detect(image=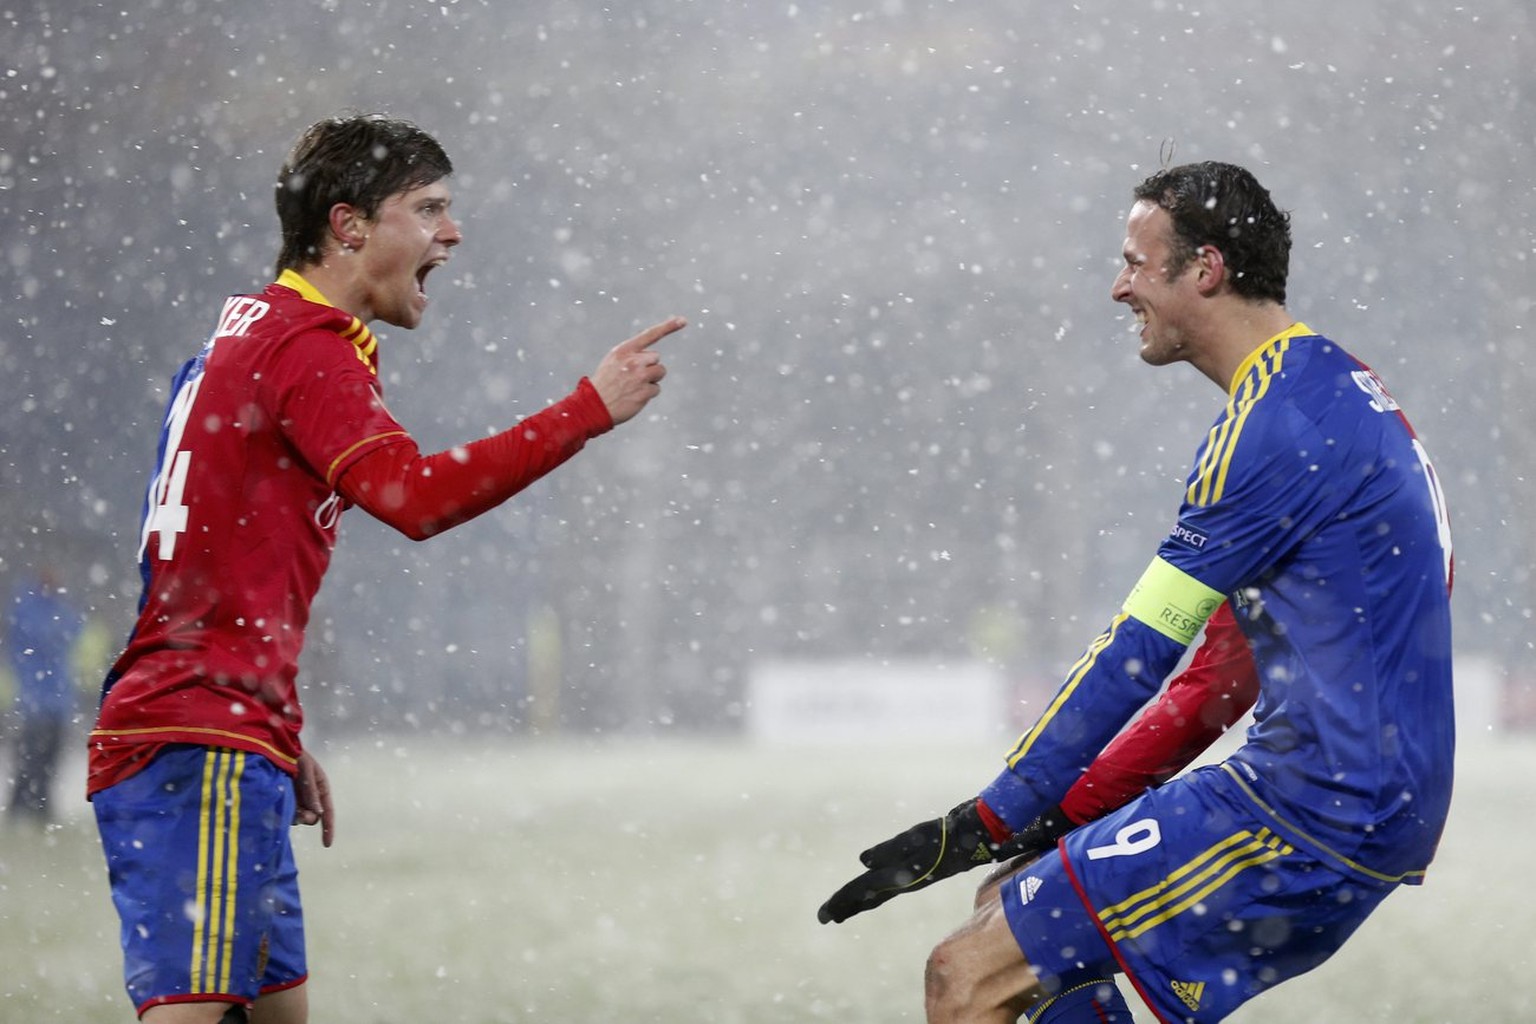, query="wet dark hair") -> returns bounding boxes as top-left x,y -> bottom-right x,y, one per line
1132,161 -> 1291,303
274,113 -> 453,275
